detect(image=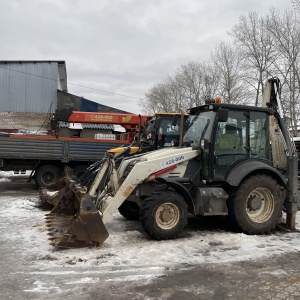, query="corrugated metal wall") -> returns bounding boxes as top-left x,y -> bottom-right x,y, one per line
0,61 -> 64,113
